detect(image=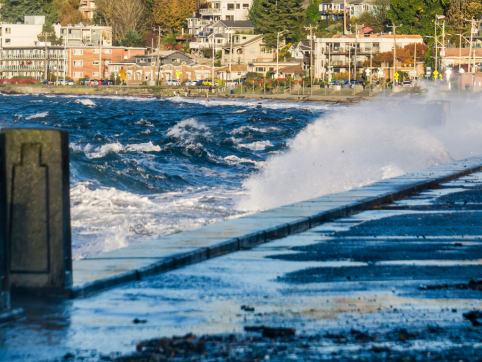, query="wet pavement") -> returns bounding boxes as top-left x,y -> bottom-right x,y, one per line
2,173 -> 482,361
